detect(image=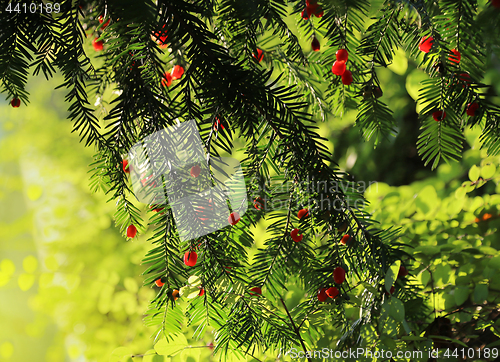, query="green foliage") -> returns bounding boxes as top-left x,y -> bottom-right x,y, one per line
1,0 -> 500,361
